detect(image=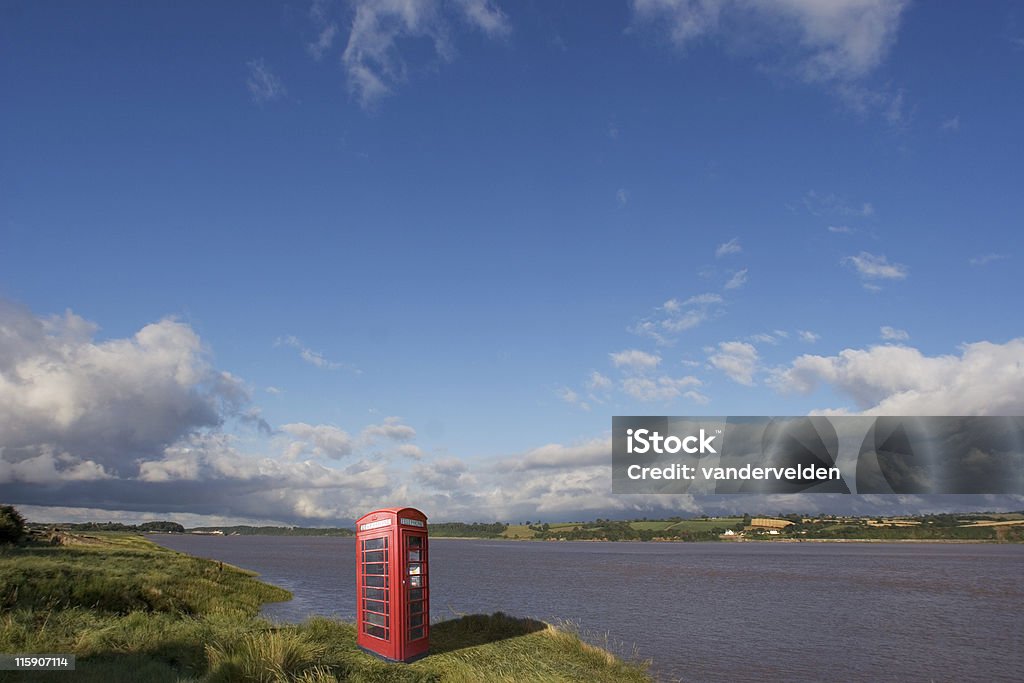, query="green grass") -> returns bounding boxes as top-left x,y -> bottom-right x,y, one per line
626,522 -> 675,531
662,518 -> 742,532
499,525 -> 535,539
0,535 -> 650,682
